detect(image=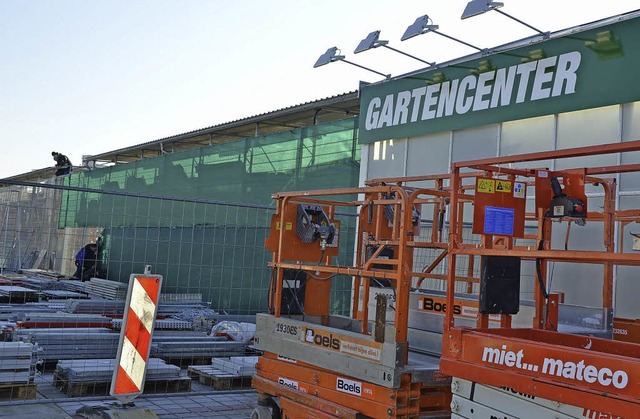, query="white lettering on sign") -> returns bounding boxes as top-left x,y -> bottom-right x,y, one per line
613,328 -> 628,336
340,341 -> 381,361
364,51 -> 582,132
582,407 -> 625,419
481,345 -> 629,390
